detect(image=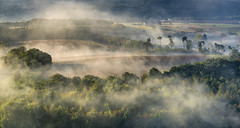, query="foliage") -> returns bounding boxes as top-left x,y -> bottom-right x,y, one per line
229,49 -> 240,60
167,36 -> 174,48
143,38 -> 153,52
3,46 -> 52,68
1,49 -> 240,128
